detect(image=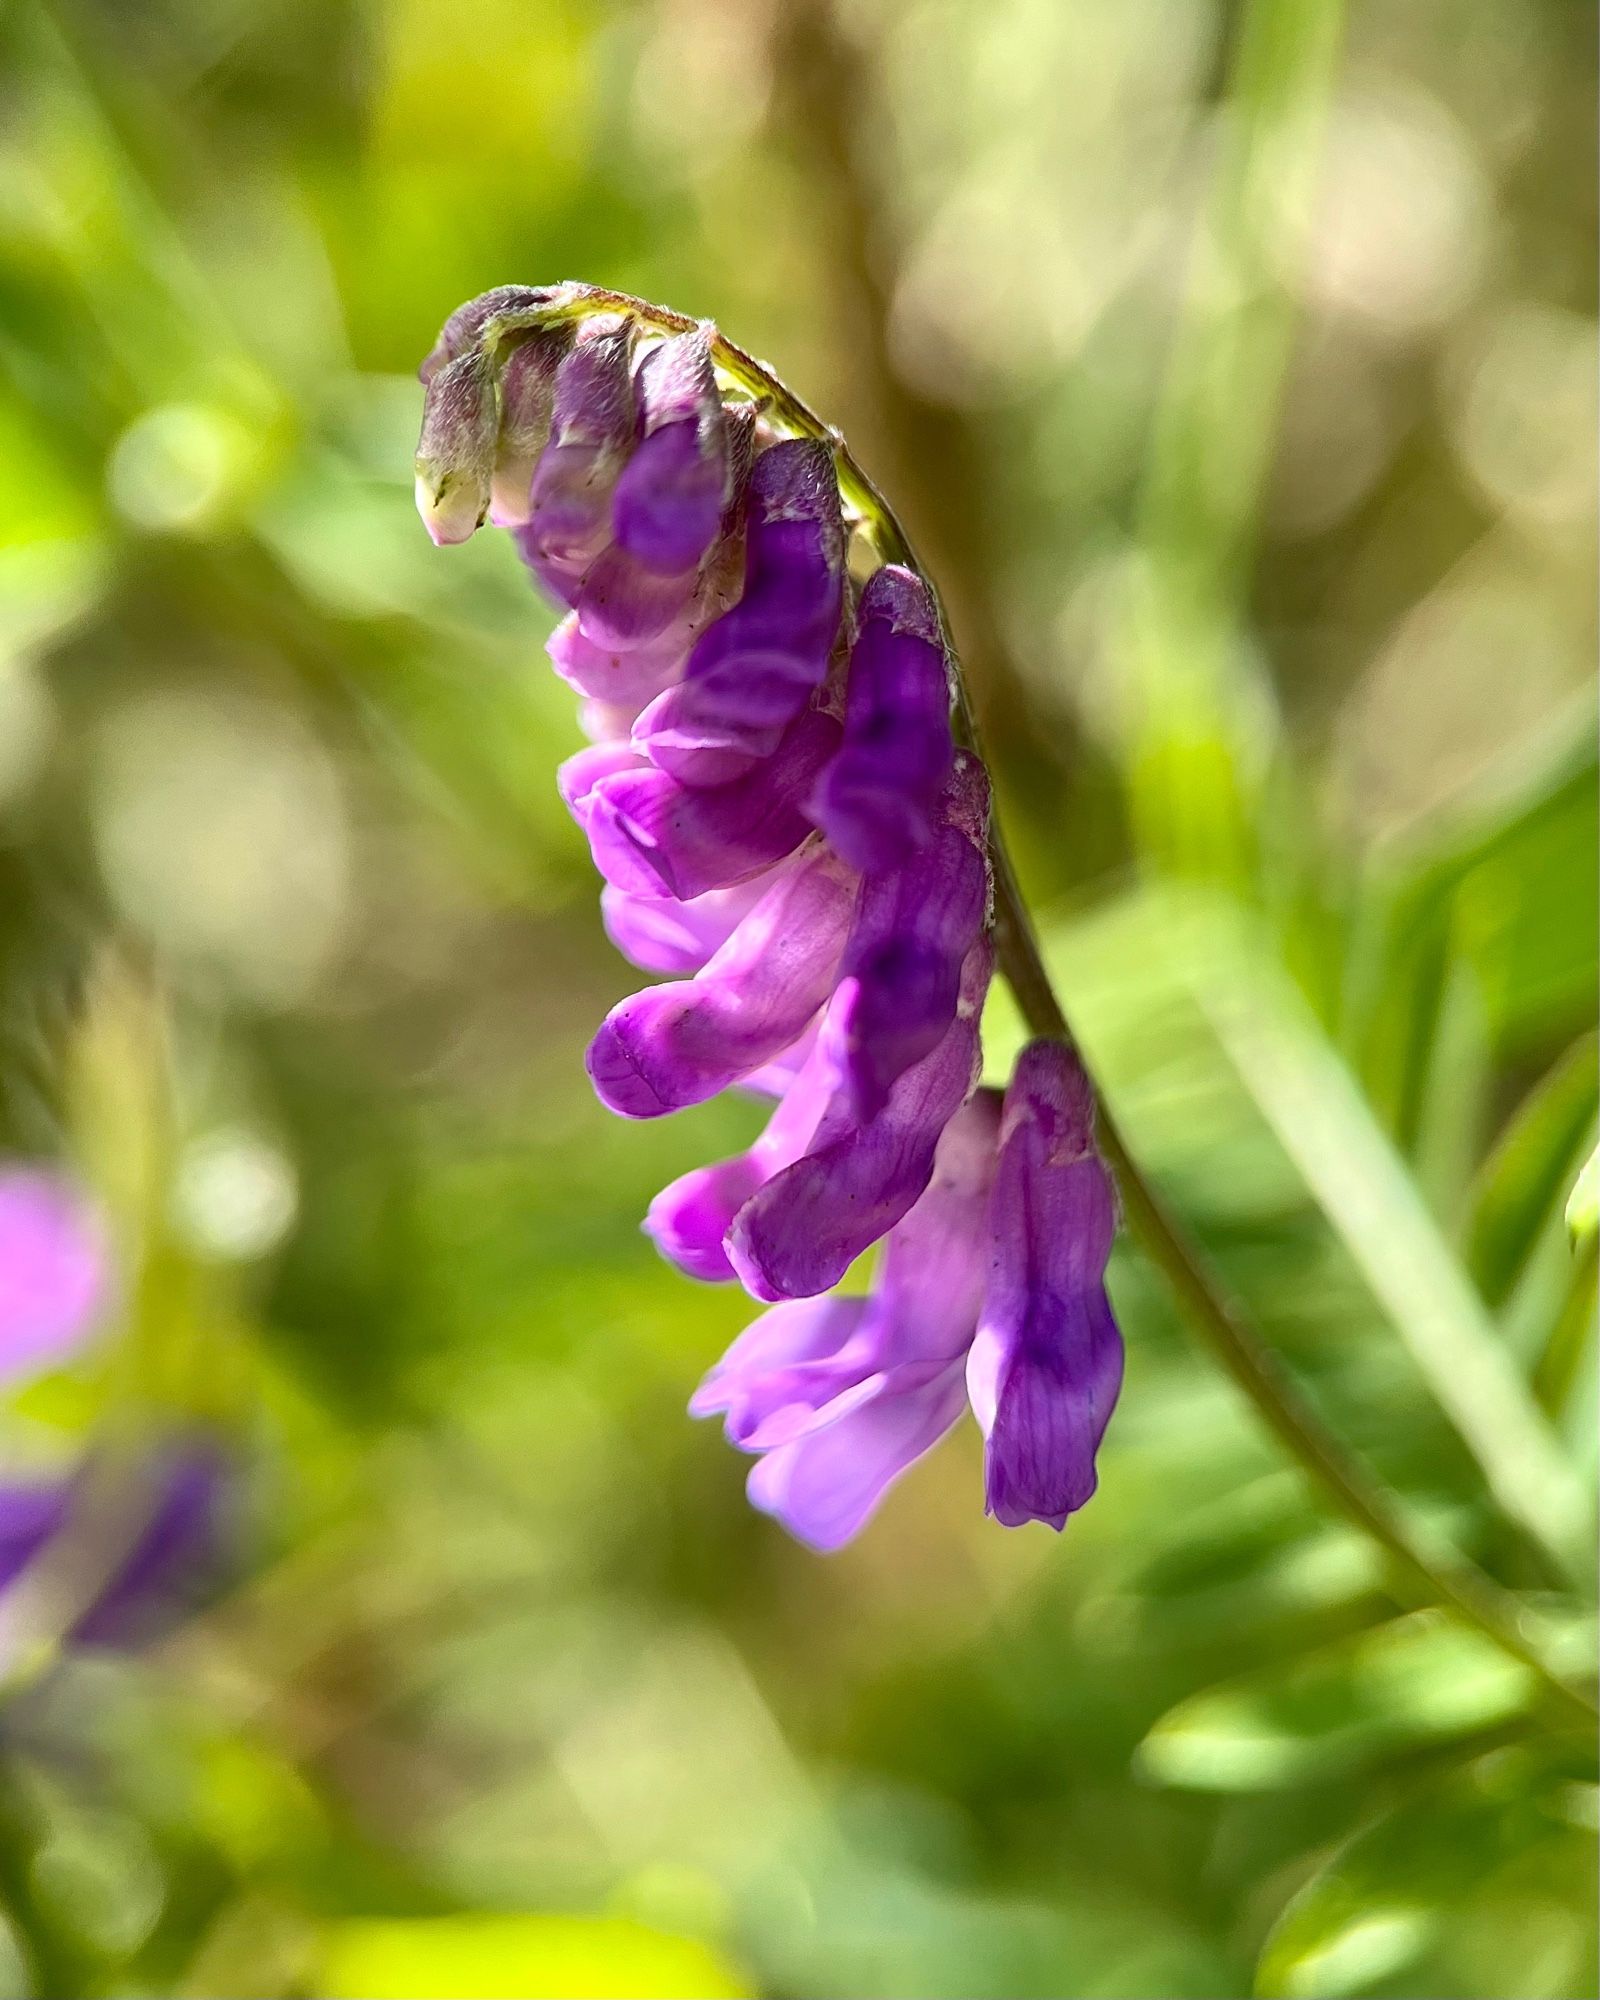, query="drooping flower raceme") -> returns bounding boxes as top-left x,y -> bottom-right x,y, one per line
416,283 -> 1125,1546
